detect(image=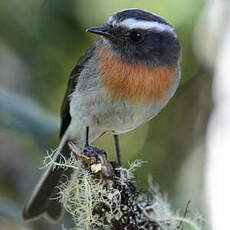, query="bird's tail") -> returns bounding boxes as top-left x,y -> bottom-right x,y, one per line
23,134 -> 72,222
